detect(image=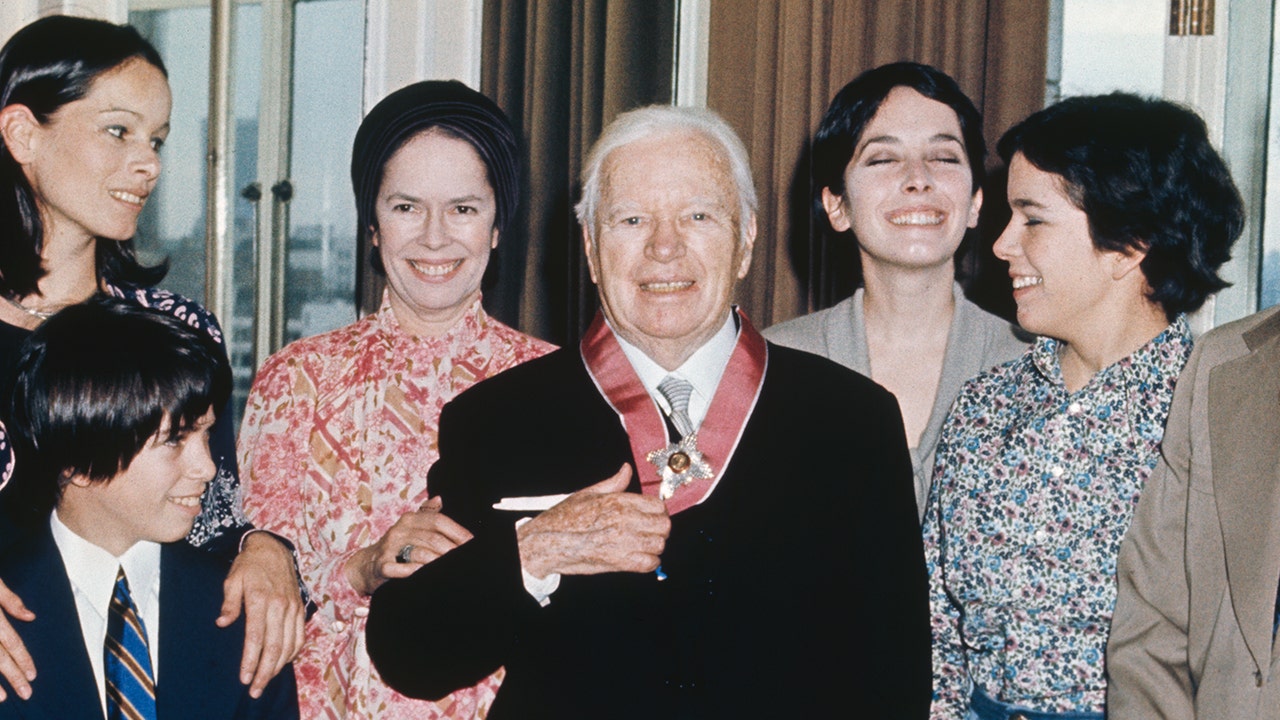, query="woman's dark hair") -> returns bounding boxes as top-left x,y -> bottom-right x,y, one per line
810,63 -> 986,286
813,62 -> 986,204
6,295 -> 230,520
350,80 -> 519,275
0,15 -> 168,300
998,92 -> 1244,318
